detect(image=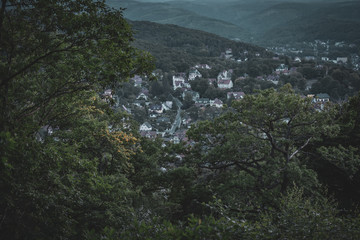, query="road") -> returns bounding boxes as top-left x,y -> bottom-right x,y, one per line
168,95 -> 183,134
